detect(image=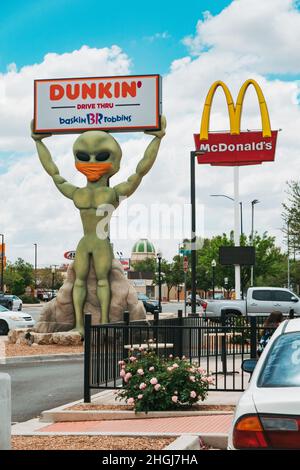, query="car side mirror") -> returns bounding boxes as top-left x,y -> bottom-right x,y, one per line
242,359 -> 257,374
291,297 -> 299,303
